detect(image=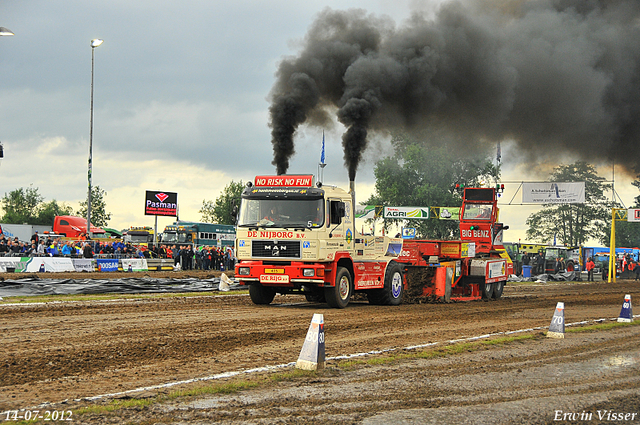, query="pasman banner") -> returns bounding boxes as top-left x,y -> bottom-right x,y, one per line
522,182 -> 585,204
145,190 -> 178,216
